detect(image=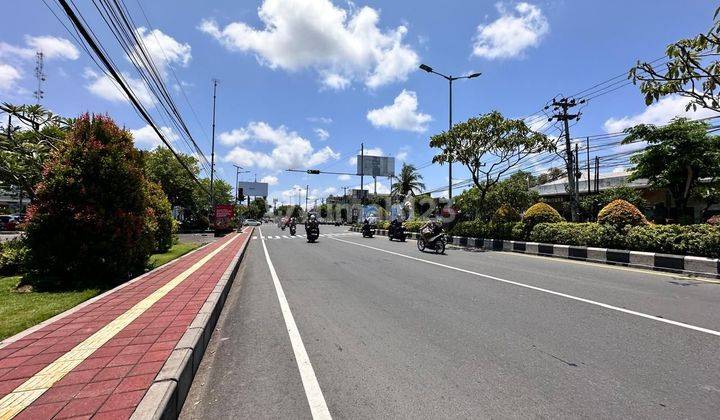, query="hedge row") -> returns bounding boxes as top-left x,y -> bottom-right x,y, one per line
447,220 -> 720,258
